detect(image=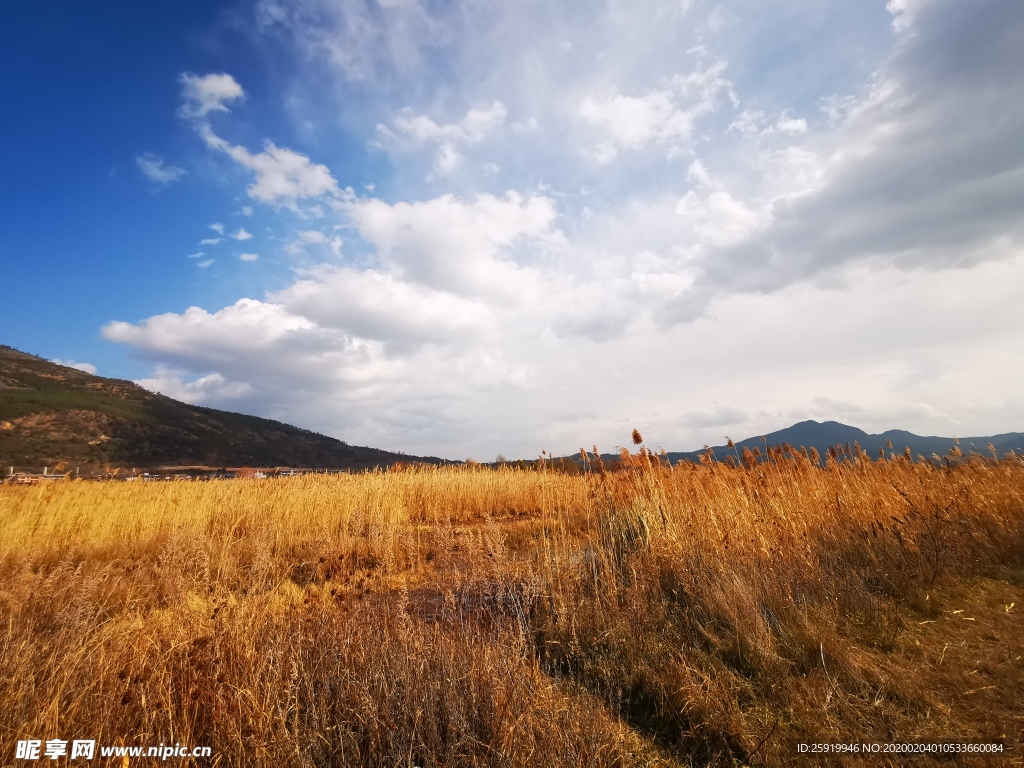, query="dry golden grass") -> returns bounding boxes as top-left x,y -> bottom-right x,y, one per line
1,449 -> 1023,766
